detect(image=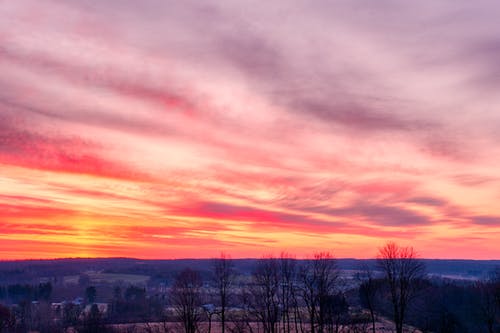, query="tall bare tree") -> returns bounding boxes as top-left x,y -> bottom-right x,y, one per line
247,256 -> 280,333
357,265 -> 380,333
377,242 -> 425,333
279,252 -> 297,333
213,252 -> 235,333
300,252 -> 341,333
171,268 -> 203,333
